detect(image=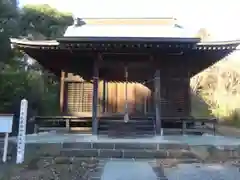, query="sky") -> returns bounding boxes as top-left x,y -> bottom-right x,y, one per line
18,0 -> 240,40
